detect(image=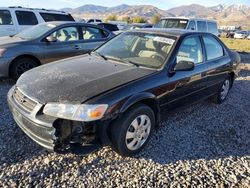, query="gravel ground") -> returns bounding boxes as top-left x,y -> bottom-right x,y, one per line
0,67 -> 249,187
